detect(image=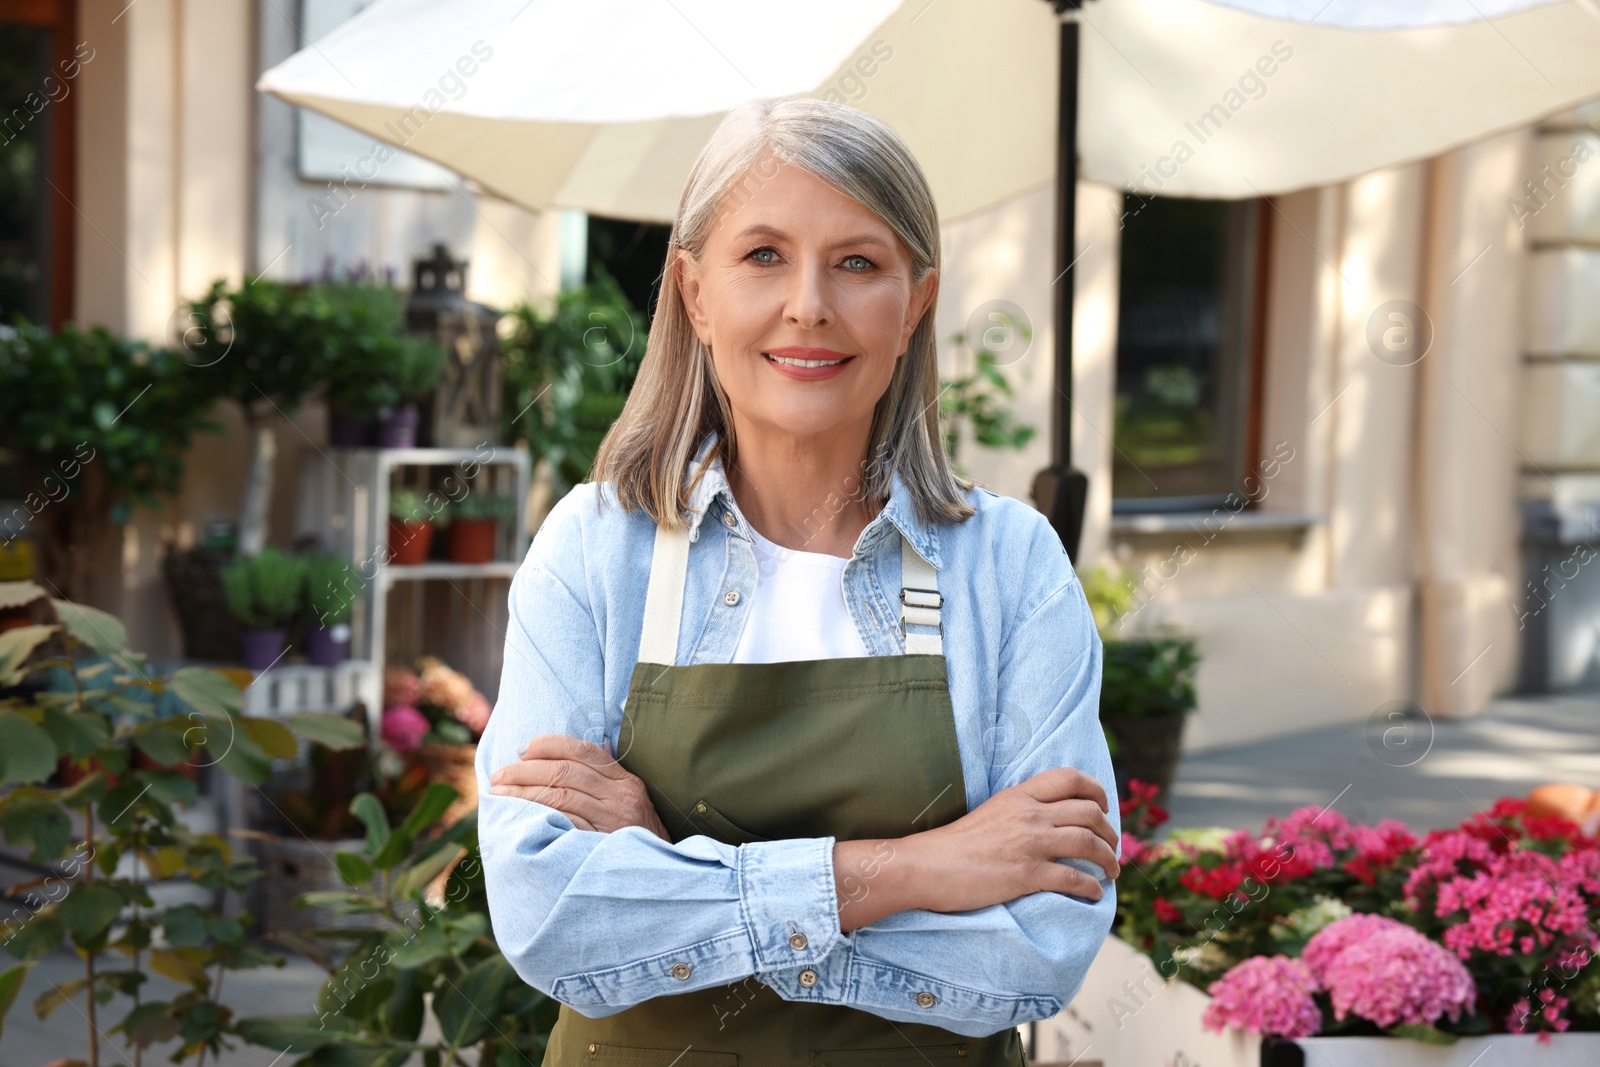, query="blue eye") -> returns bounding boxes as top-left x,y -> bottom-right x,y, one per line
843,254 -> 875,271
746,247 -> 777,264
